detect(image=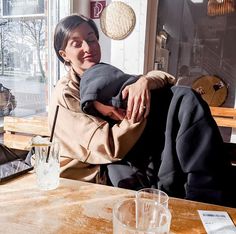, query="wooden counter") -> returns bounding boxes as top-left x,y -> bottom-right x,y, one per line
1,174 -> 236,234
